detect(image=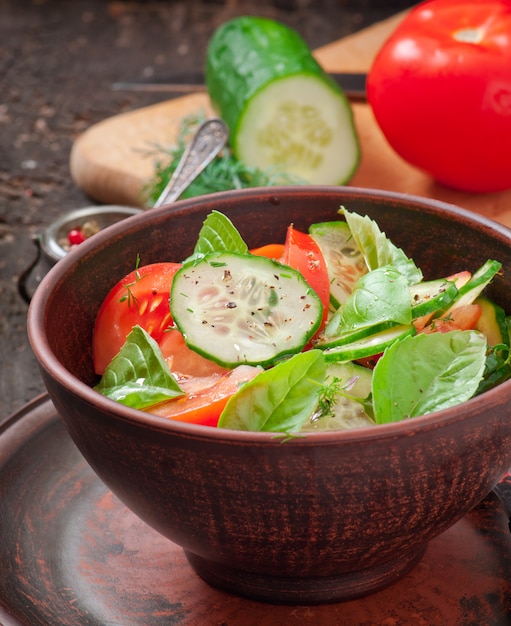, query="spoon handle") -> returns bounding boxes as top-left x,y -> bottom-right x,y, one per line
153,118 -> 229,208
